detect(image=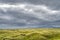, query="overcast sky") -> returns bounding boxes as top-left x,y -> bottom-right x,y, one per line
0,0 -> 60,29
